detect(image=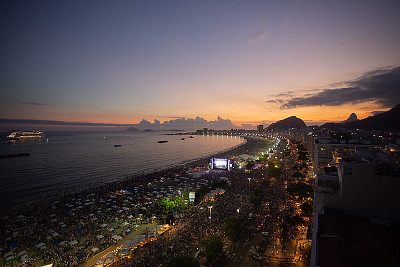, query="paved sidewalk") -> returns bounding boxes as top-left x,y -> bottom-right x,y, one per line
81,222 -> 157,267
